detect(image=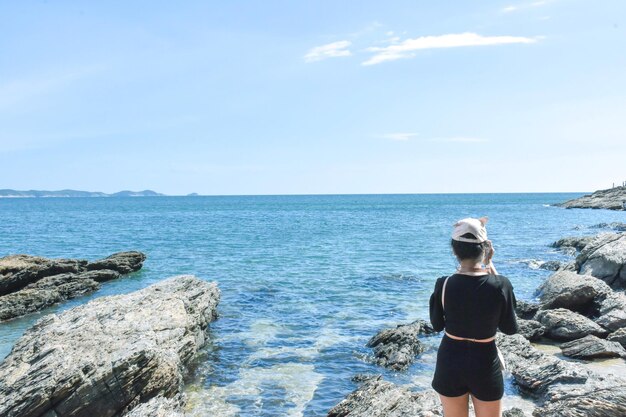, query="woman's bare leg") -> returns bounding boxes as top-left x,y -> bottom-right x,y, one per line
471,395 -> 501,417
439,392 -> 469,417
